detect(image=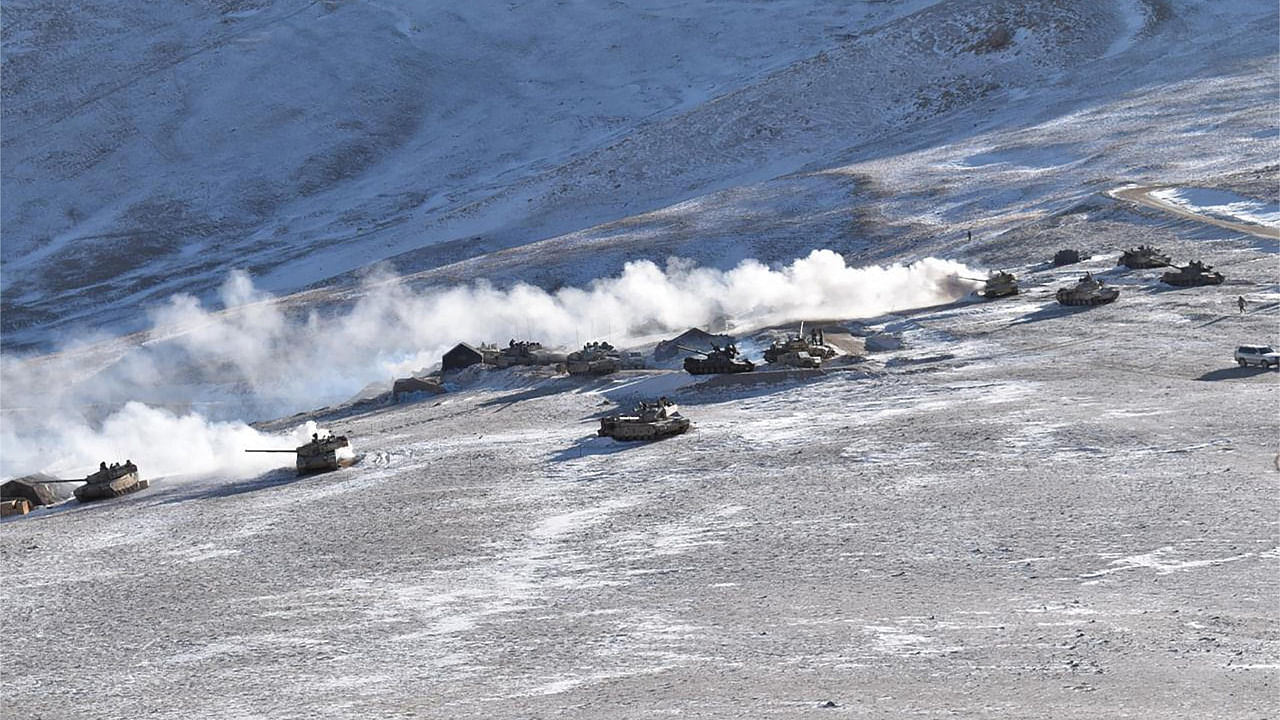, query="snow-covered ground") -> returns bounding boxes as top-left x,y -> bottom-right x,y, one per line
1149,187 -> 1280,230
3,262 -> 1277,718
2,0 -> 1278,717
